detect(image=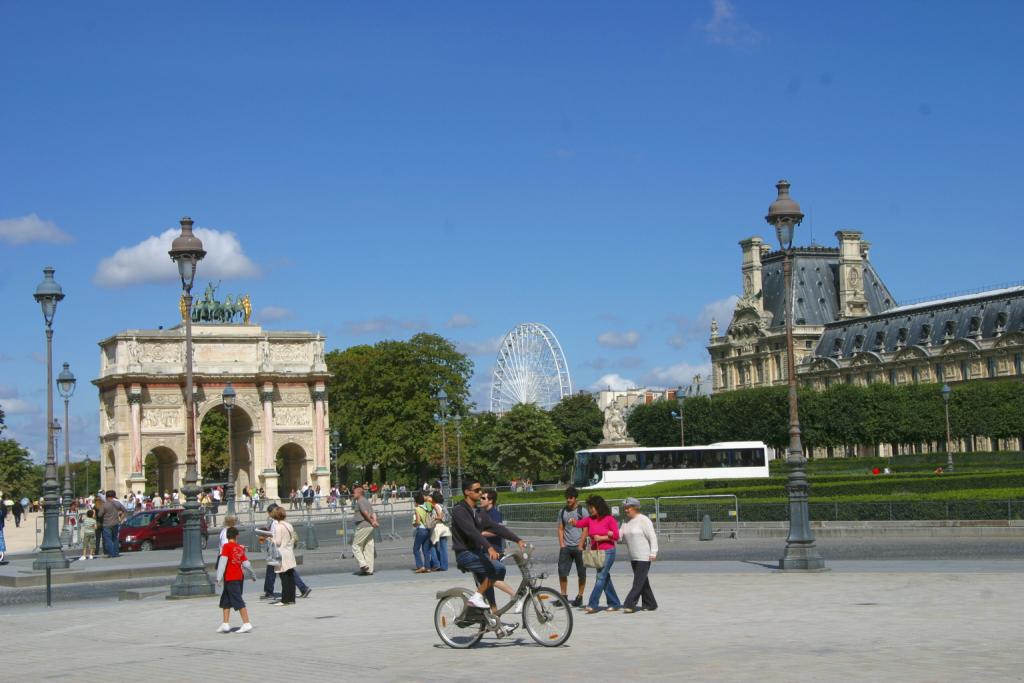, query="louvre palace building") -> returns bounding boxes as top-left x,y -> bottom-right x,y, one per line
708,227 -> 1024,456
